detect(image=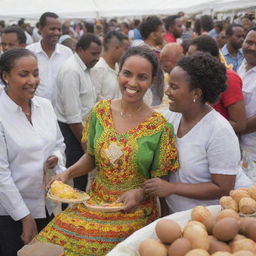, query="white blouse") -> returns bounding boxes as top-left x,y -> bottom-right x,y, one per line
165,109 -> 252,213
0,91 -> 65,221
